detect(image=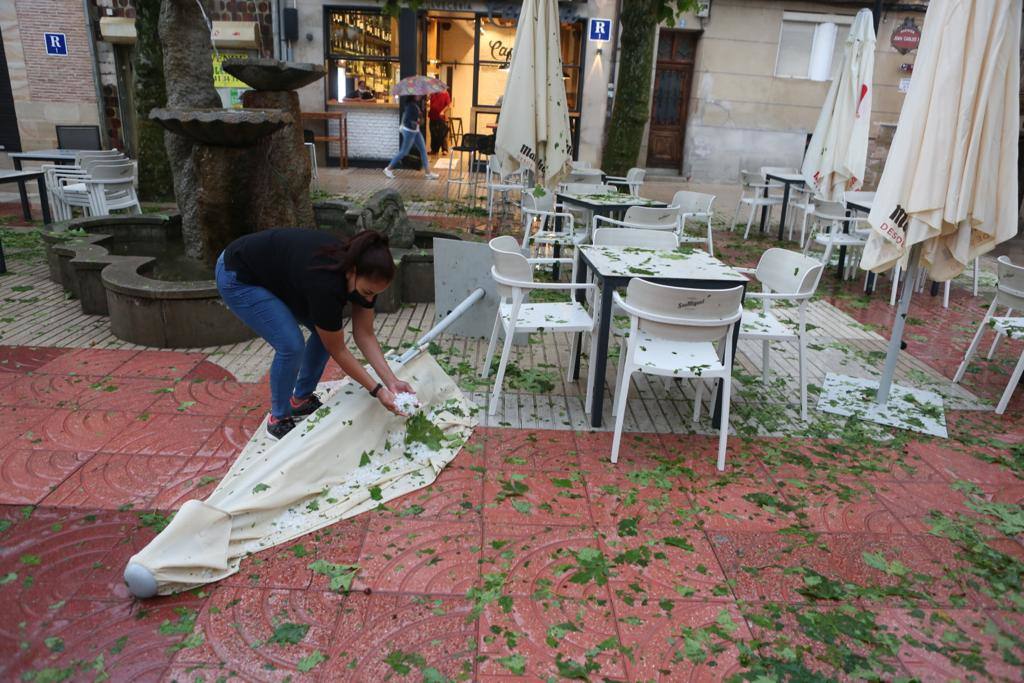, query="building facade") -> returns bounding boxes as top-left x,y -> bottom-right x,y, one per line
1,0 -> 929,186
